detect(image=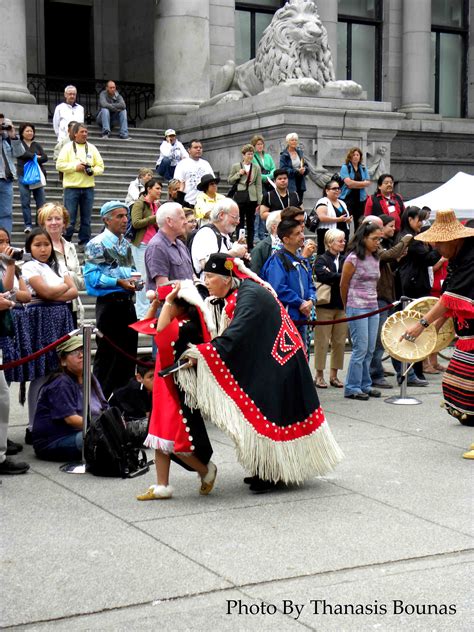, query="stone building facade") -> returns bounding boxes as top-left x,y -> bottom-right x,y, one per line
0,0 -> 473,201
